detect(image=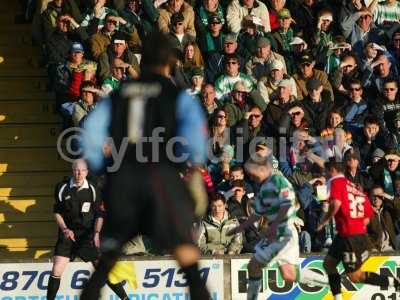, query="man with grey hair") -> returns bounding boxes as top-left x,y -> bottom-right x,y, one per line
47,159 -> 129,300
